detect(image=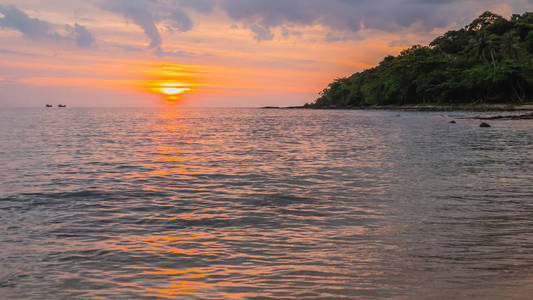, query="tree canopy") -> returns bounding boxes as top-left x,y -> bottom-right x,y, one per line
310,11 -> 533,108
